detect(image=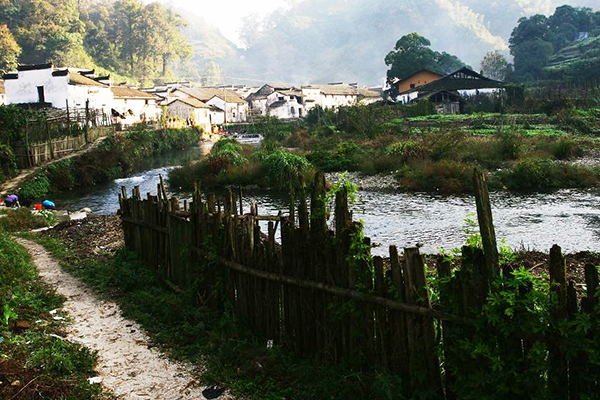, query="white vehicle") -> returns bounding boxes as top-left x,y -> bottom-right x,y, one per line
233,133 -> 264,145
